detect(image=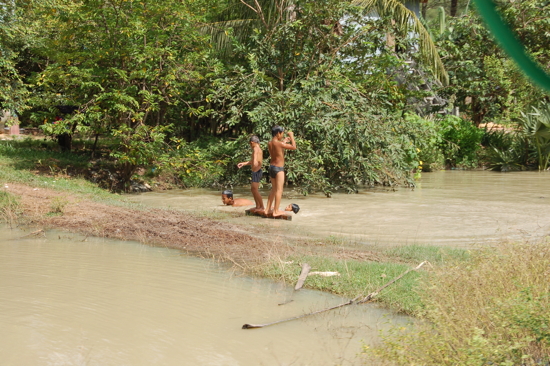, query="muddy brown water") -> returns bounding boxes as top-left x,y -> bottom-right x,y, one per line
129,171 -> 550,247
0,227 -> 407,366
